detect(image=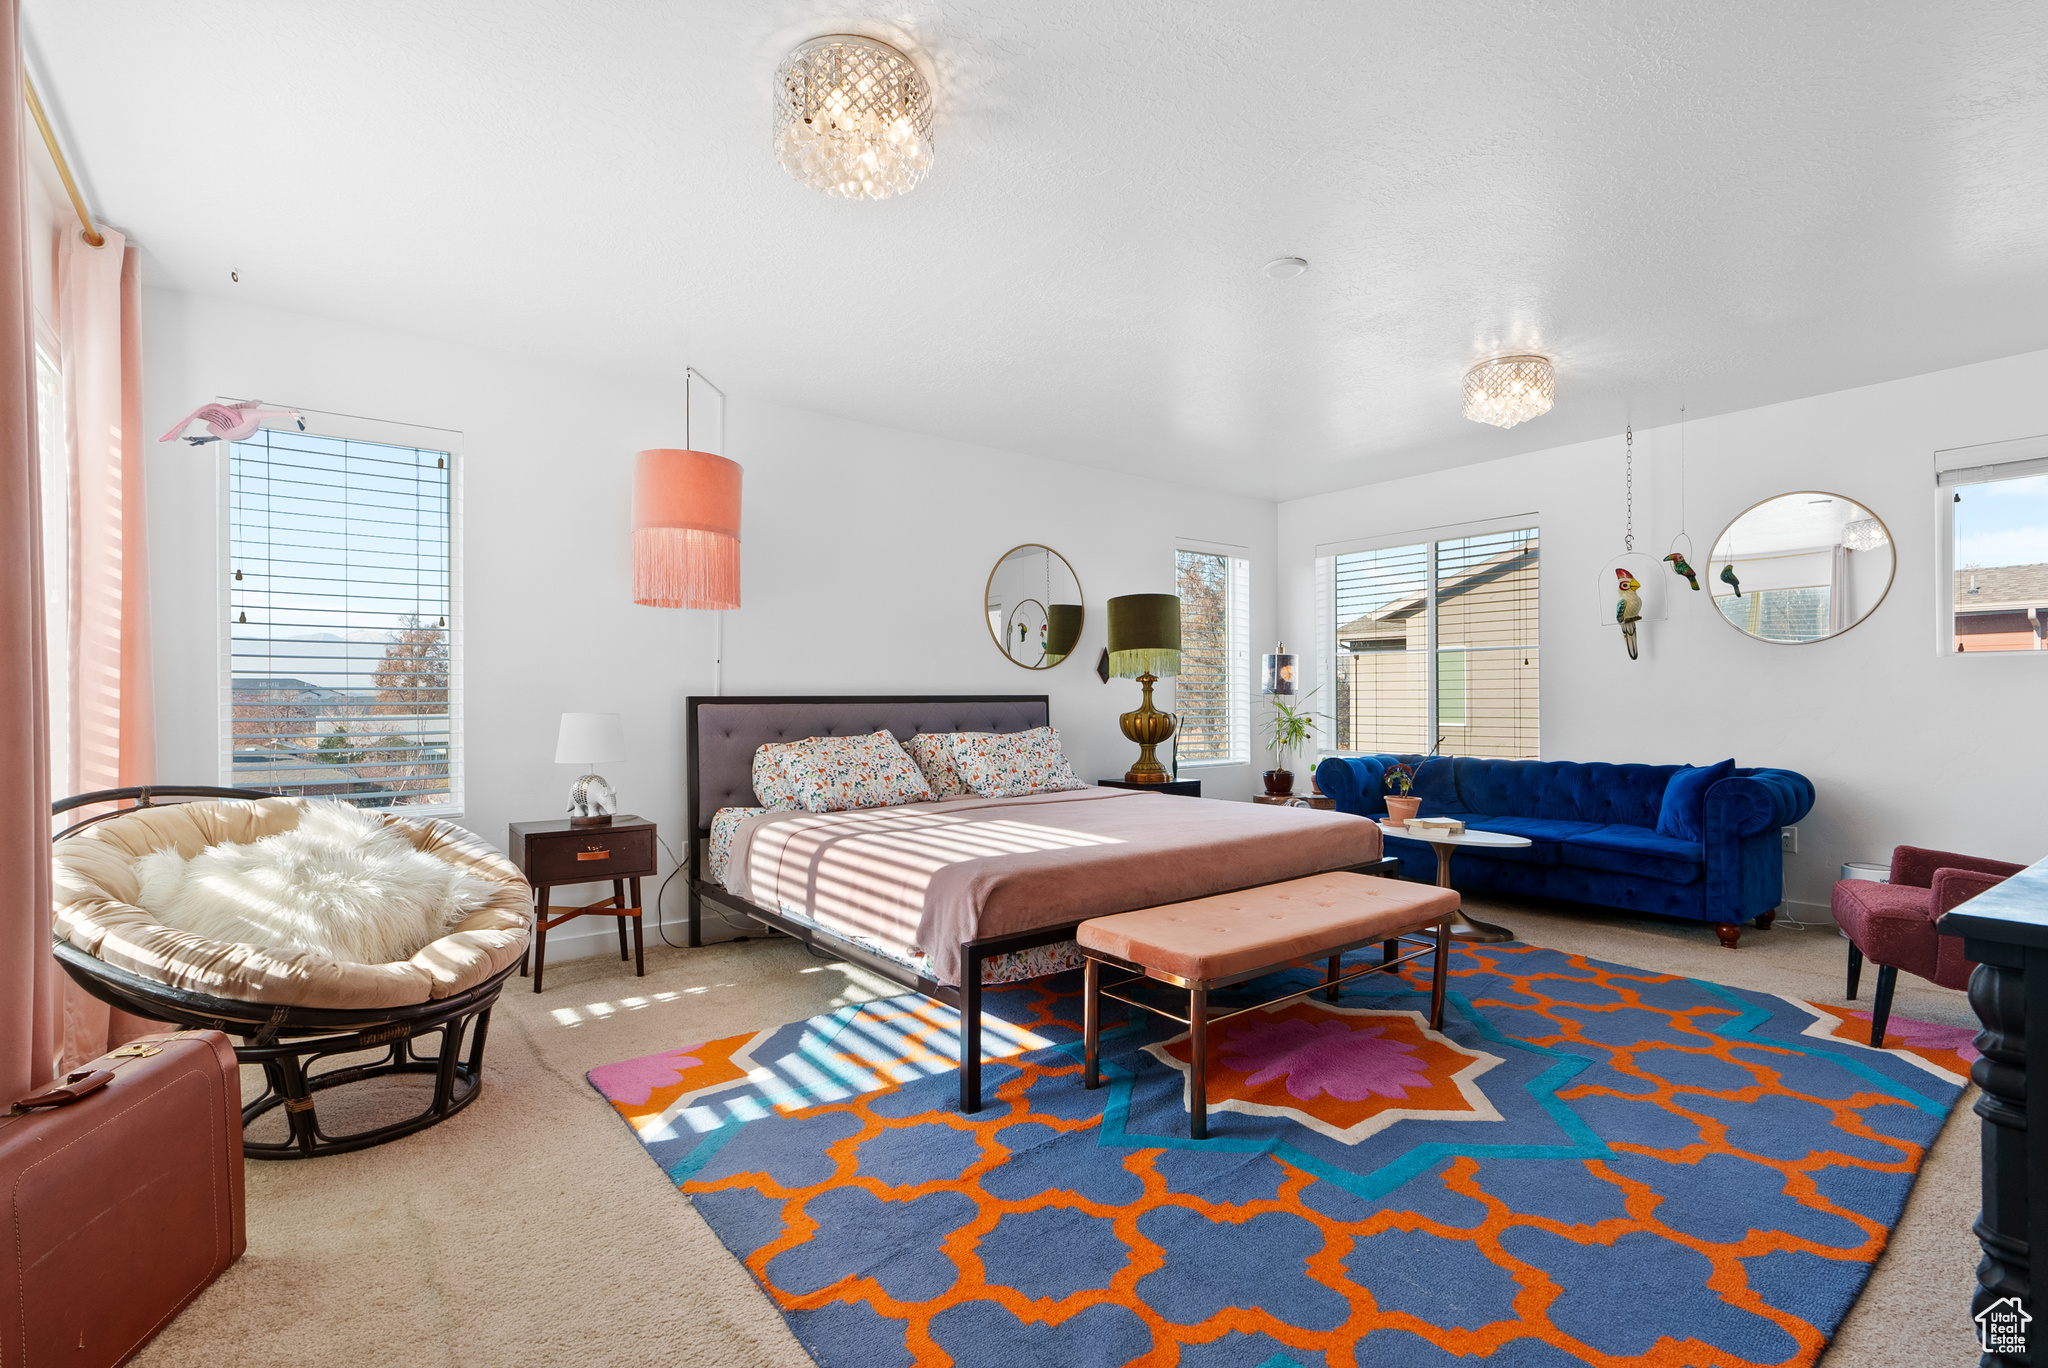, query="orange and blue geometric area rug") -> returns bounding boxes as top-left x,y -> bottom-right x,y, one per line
588,944 -> 1972,1368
